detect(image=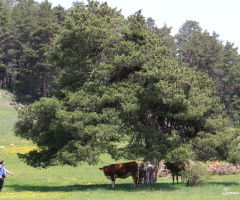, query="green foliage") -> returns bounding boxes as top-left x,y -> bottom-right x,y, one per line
0,0 -> 65,100
177,23 -> 223,77
175,20 -> 202,46
185,163 -> 211,186
220,42 -> 240,127
175,21 -> 240,127
0,0 -> 19,89
154,23 -> 177,59
15,98 -> 64,167
193,129 -> 240,164
165,146 -> 194,165
13,0 -> 63,99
